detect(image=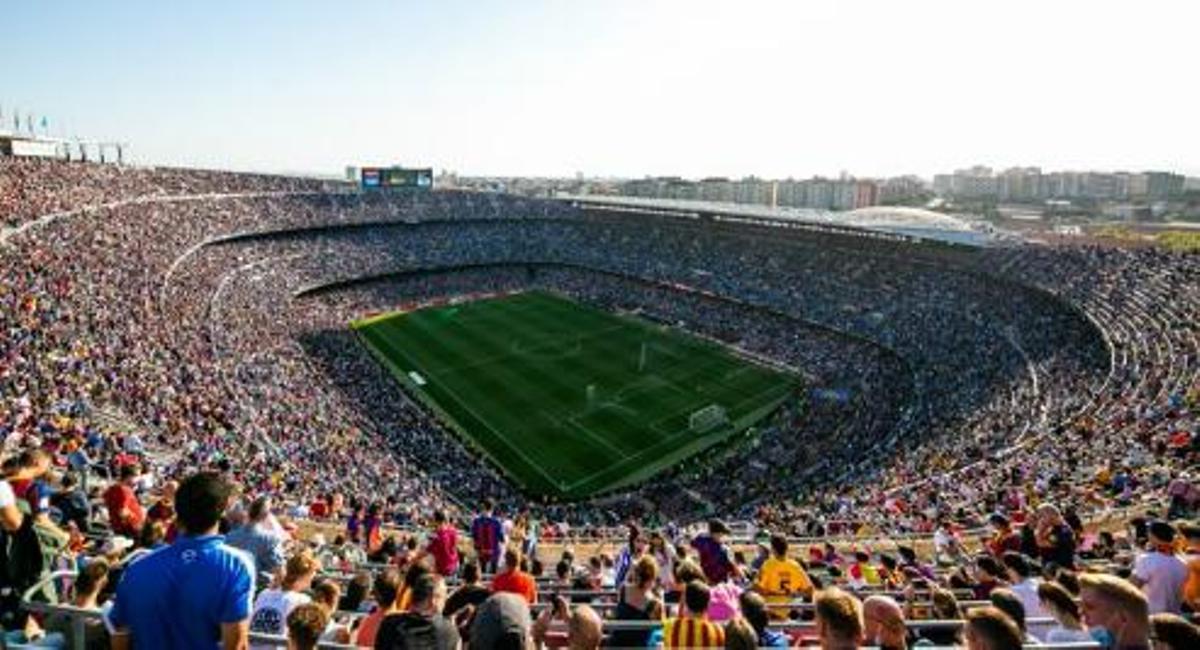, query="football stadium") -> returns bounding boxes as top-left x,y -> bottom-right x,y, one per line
3,4 -> 1199,649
